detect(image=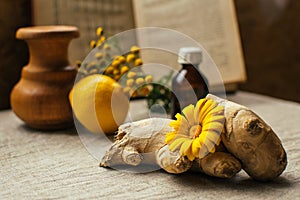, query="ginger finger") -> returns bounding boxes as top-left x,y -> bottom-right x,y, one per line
156,145 -> 192,174
190,152 -> 242,178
